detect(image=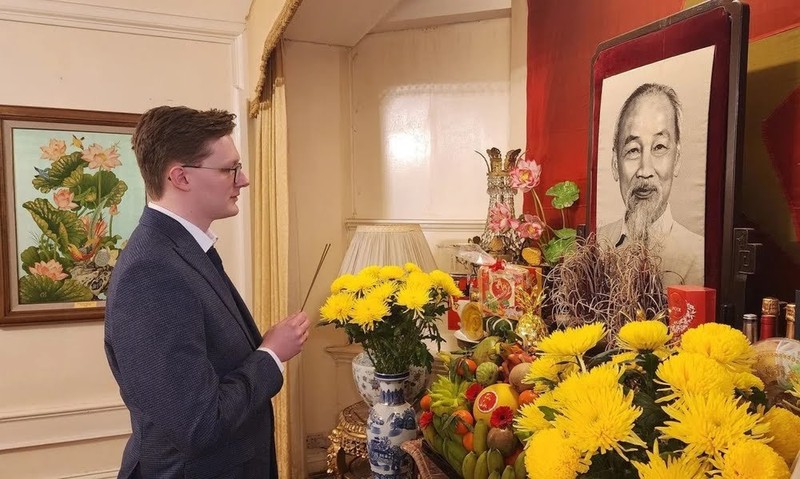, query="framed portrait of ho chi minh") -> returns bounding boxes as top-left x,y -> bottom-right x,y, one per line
586,0 -> 749,325
0,105 -> 143,325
